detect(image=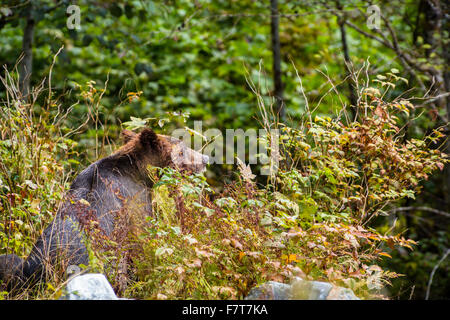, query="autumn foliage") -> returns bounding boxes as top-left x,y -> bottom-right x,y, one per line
94,72 -> 447,300
0,68 -> 447,300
